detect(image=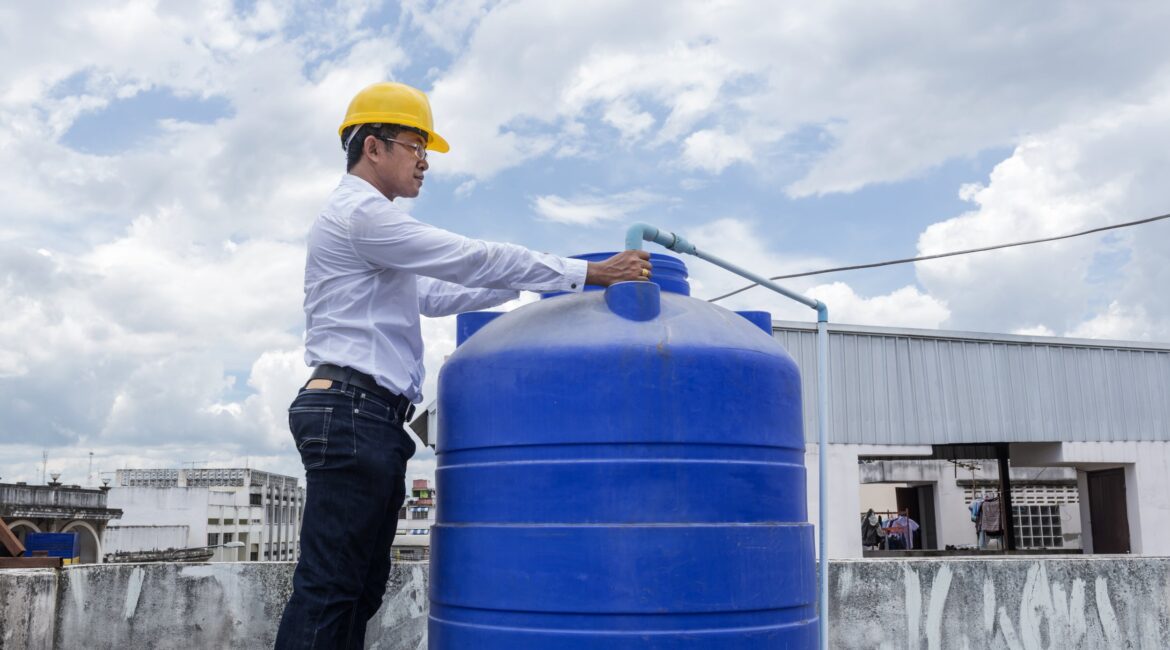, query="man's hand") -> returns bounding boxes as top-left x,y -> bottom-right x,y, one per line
585,250 -> 652,287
